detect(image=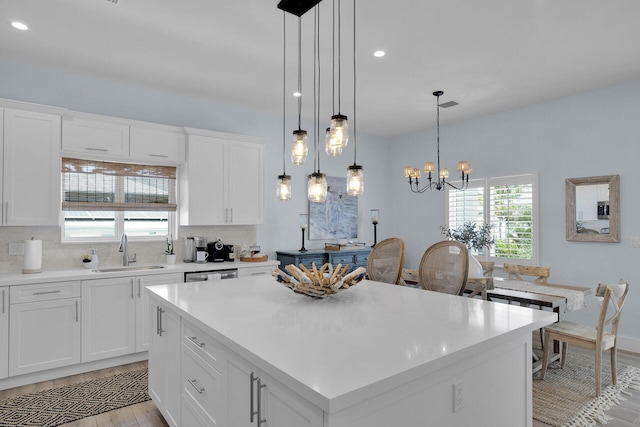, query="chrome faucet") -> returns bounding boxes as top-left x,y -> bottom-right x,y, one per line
118,233 -> 137,266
